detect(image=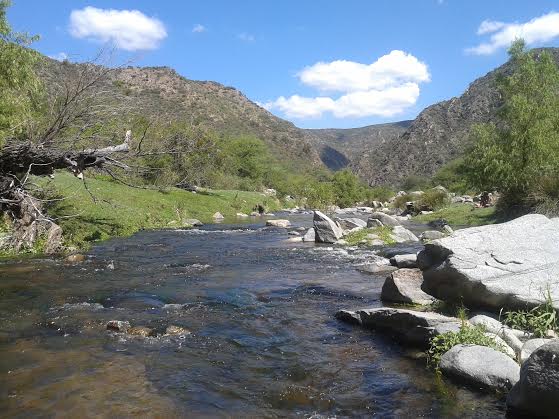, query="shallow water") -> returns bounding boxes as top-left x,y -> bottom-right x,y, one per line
0,215 -> 505,417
